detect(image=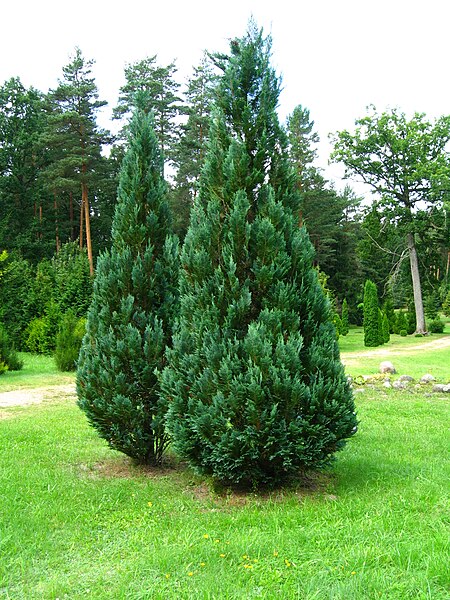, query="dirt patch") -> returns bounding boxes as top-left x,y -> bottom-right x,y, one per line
0,384 -> 76,408
341,334 -> 450,365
